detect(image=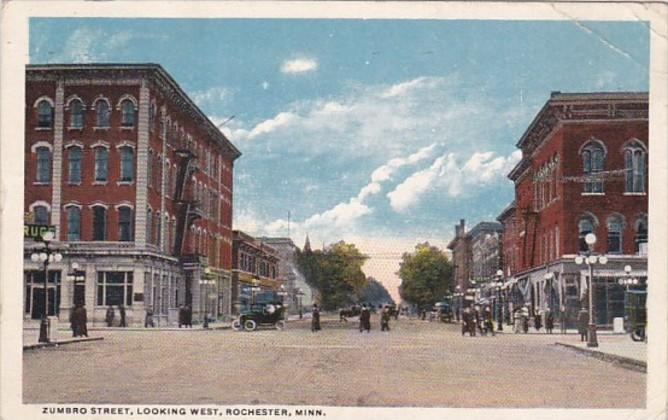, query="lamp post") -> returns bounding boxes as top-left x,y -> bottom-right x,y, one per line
574,233 -> 607,348
495,269 -> 504,331
277,284 -> 288,303
29,230 -> 62,343
251,277 -> 261,304
199,267 -> 215,328
618,264 -> 639,291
